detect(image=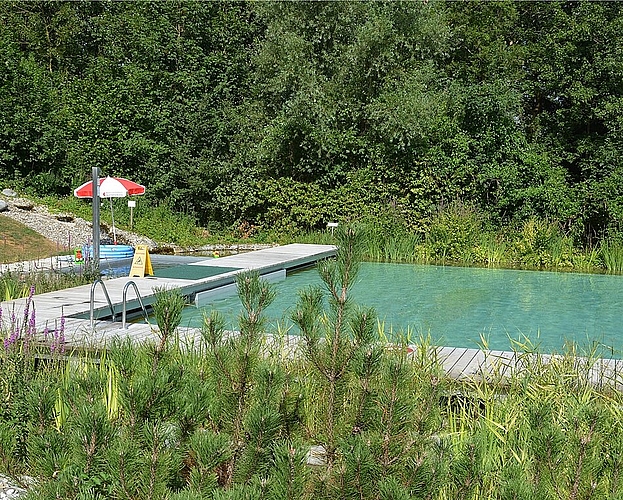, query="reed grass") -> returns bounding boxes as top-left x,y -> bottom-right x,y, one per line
599,239 -> 623,274
297,216 -> 617,275
0,267 -> 94,301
